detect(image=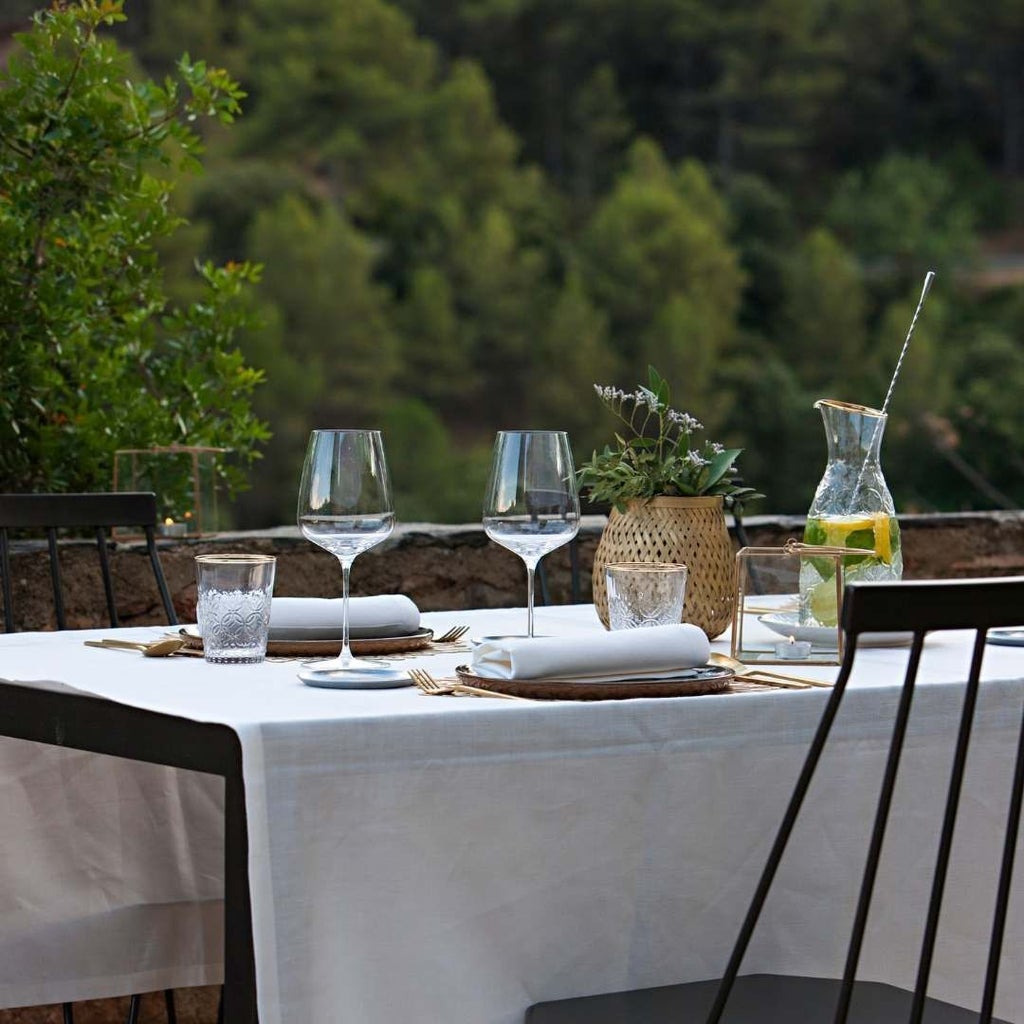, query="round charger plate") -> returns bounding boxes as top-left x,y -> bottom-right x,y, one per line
180,626 -> 434,657
758,612 -> 912,648
454,664 -> 733,701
